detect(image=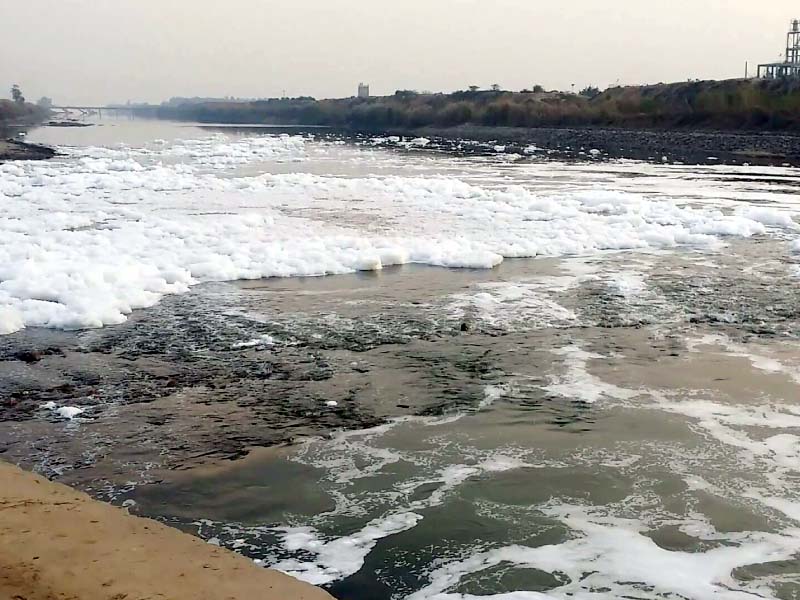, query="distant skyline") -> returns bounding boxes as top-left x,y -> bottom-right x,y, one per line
2,0 -> 799,105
